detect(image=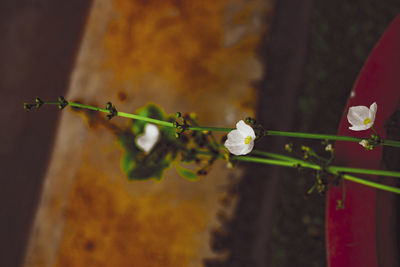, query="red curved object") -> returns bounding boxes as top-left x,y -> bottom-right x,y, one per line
326,15 -> 400,267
